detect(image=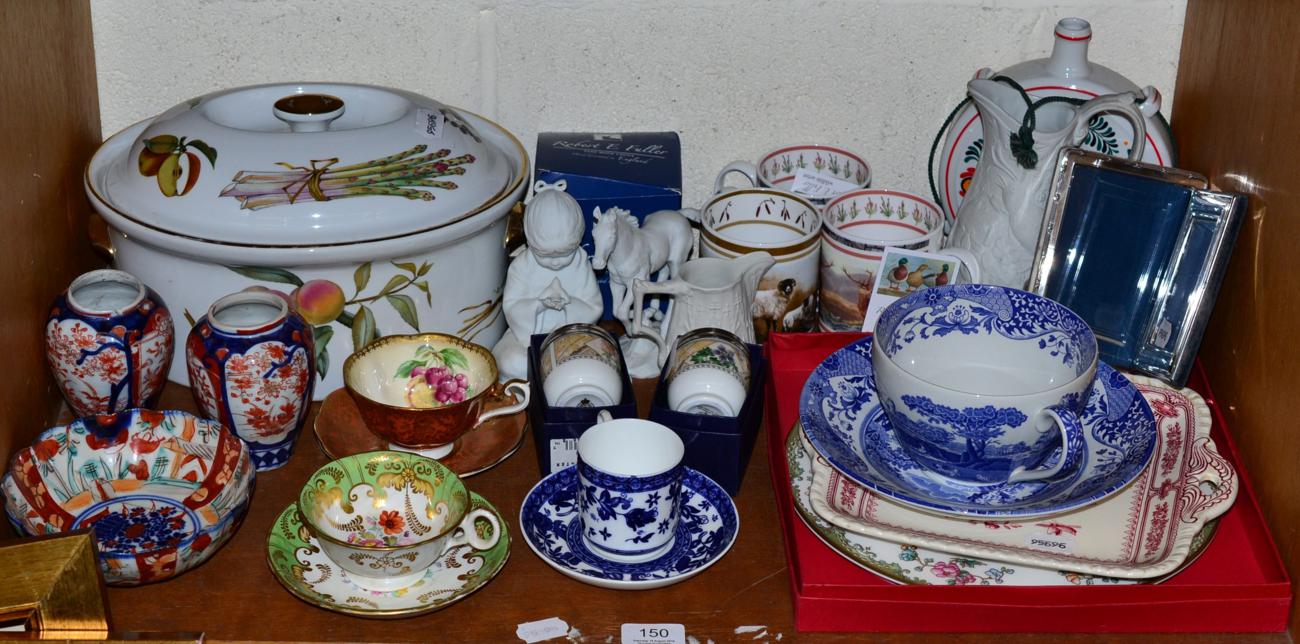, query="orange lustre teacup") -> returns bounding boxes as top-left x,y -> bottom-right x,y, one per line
343,333 -> 529,459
